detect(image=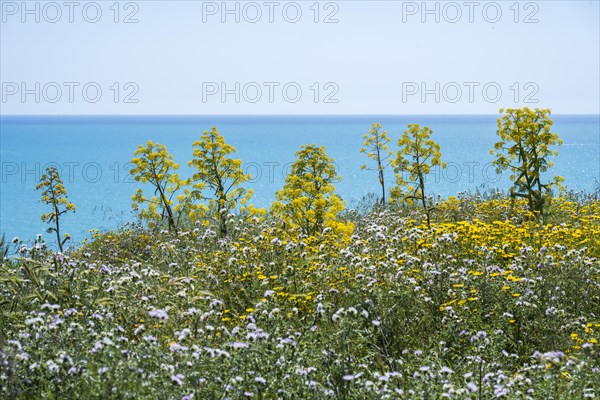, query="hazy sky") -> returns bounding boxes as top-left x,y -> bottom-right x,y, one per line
1,0 -> 599,114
